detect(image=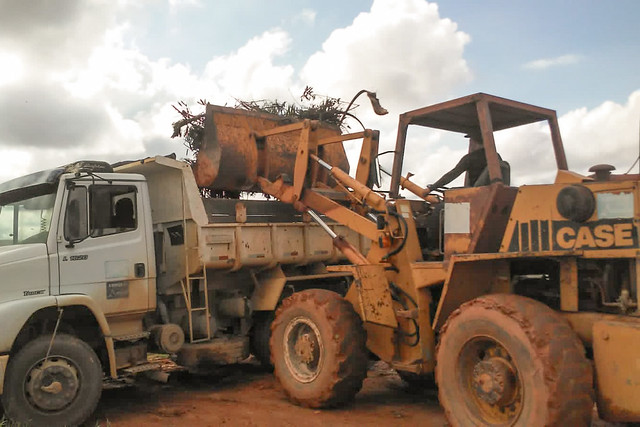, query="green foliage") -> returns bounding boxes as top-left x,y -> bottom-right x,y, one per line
171,99 -> 207,155
234,86 -> 346,128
